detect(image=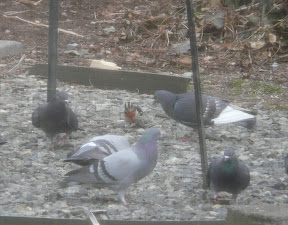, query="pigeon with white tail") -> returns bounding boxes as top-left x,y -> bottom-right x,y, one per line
154,90 -> 256,130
